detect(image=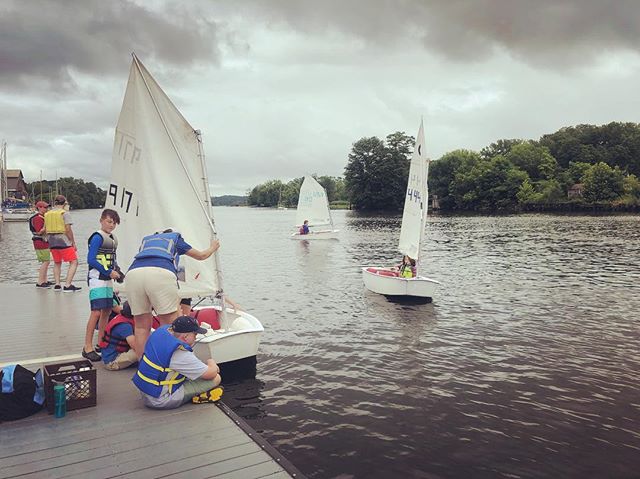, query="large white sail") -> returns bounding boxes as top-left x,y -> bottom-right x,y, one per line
109,55 -> 219,297
295,176 -> 332,227
398,120 -> 428,262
